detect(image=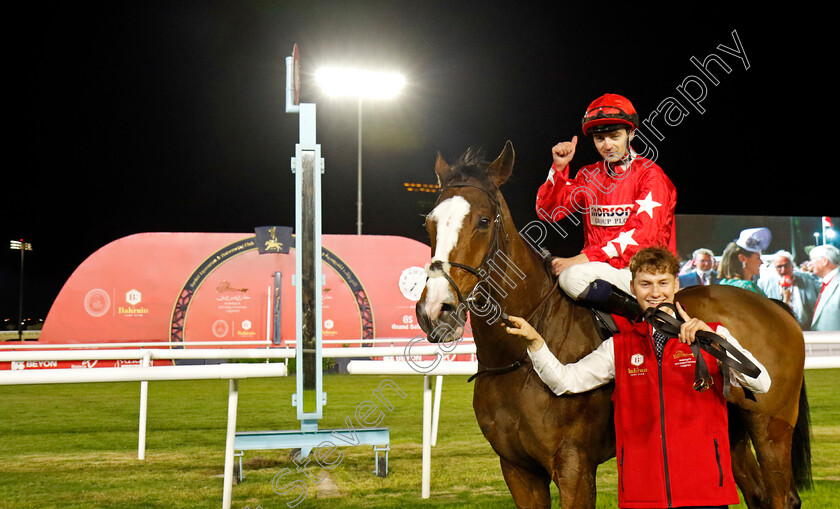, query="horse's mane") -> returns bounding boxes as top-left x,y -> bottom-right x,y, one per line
440,146 -> 554,280
439,147 -> 496,193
